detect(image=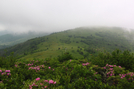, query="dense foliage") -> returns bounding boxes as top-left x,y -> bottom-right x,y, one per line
91,49 -> 134,71
1,50 -> 134,89
0,32 -> 49,49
